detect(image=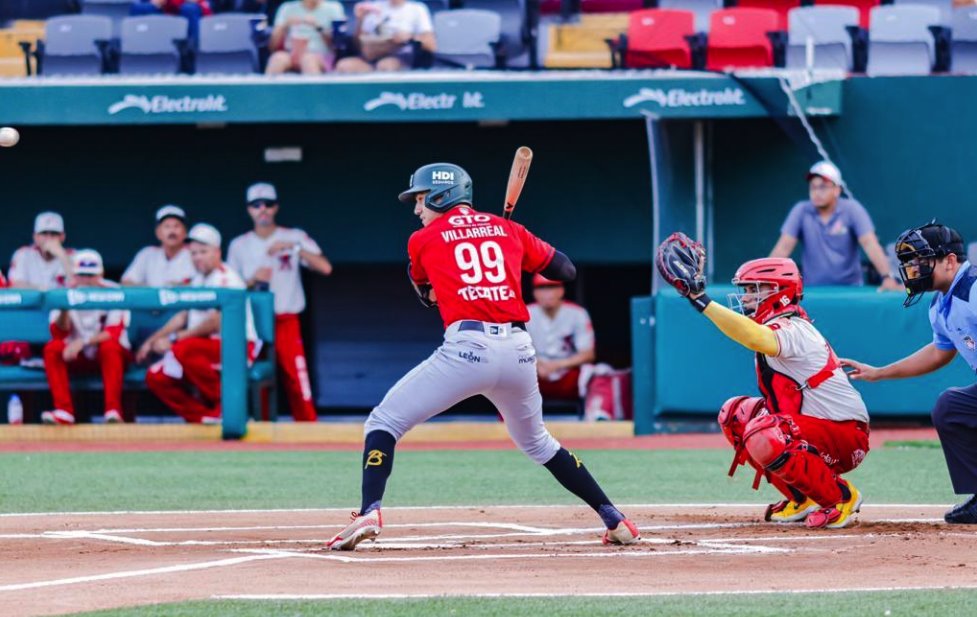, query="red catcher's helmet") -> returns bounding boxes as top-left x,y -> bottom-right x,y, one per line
729,258 -> 804,324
